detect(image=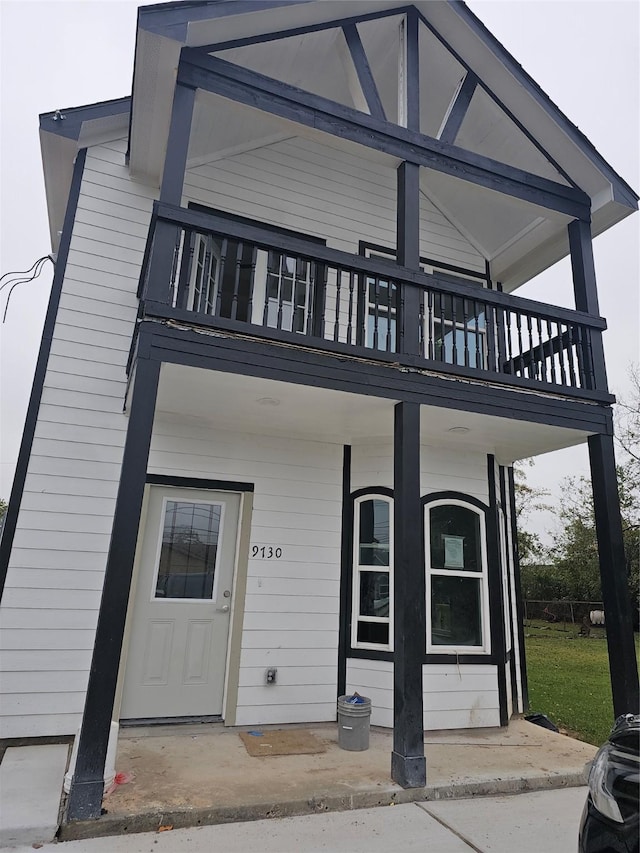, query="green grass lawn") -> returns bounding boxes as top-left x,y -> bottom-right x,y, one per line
524,621 -> 640,746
